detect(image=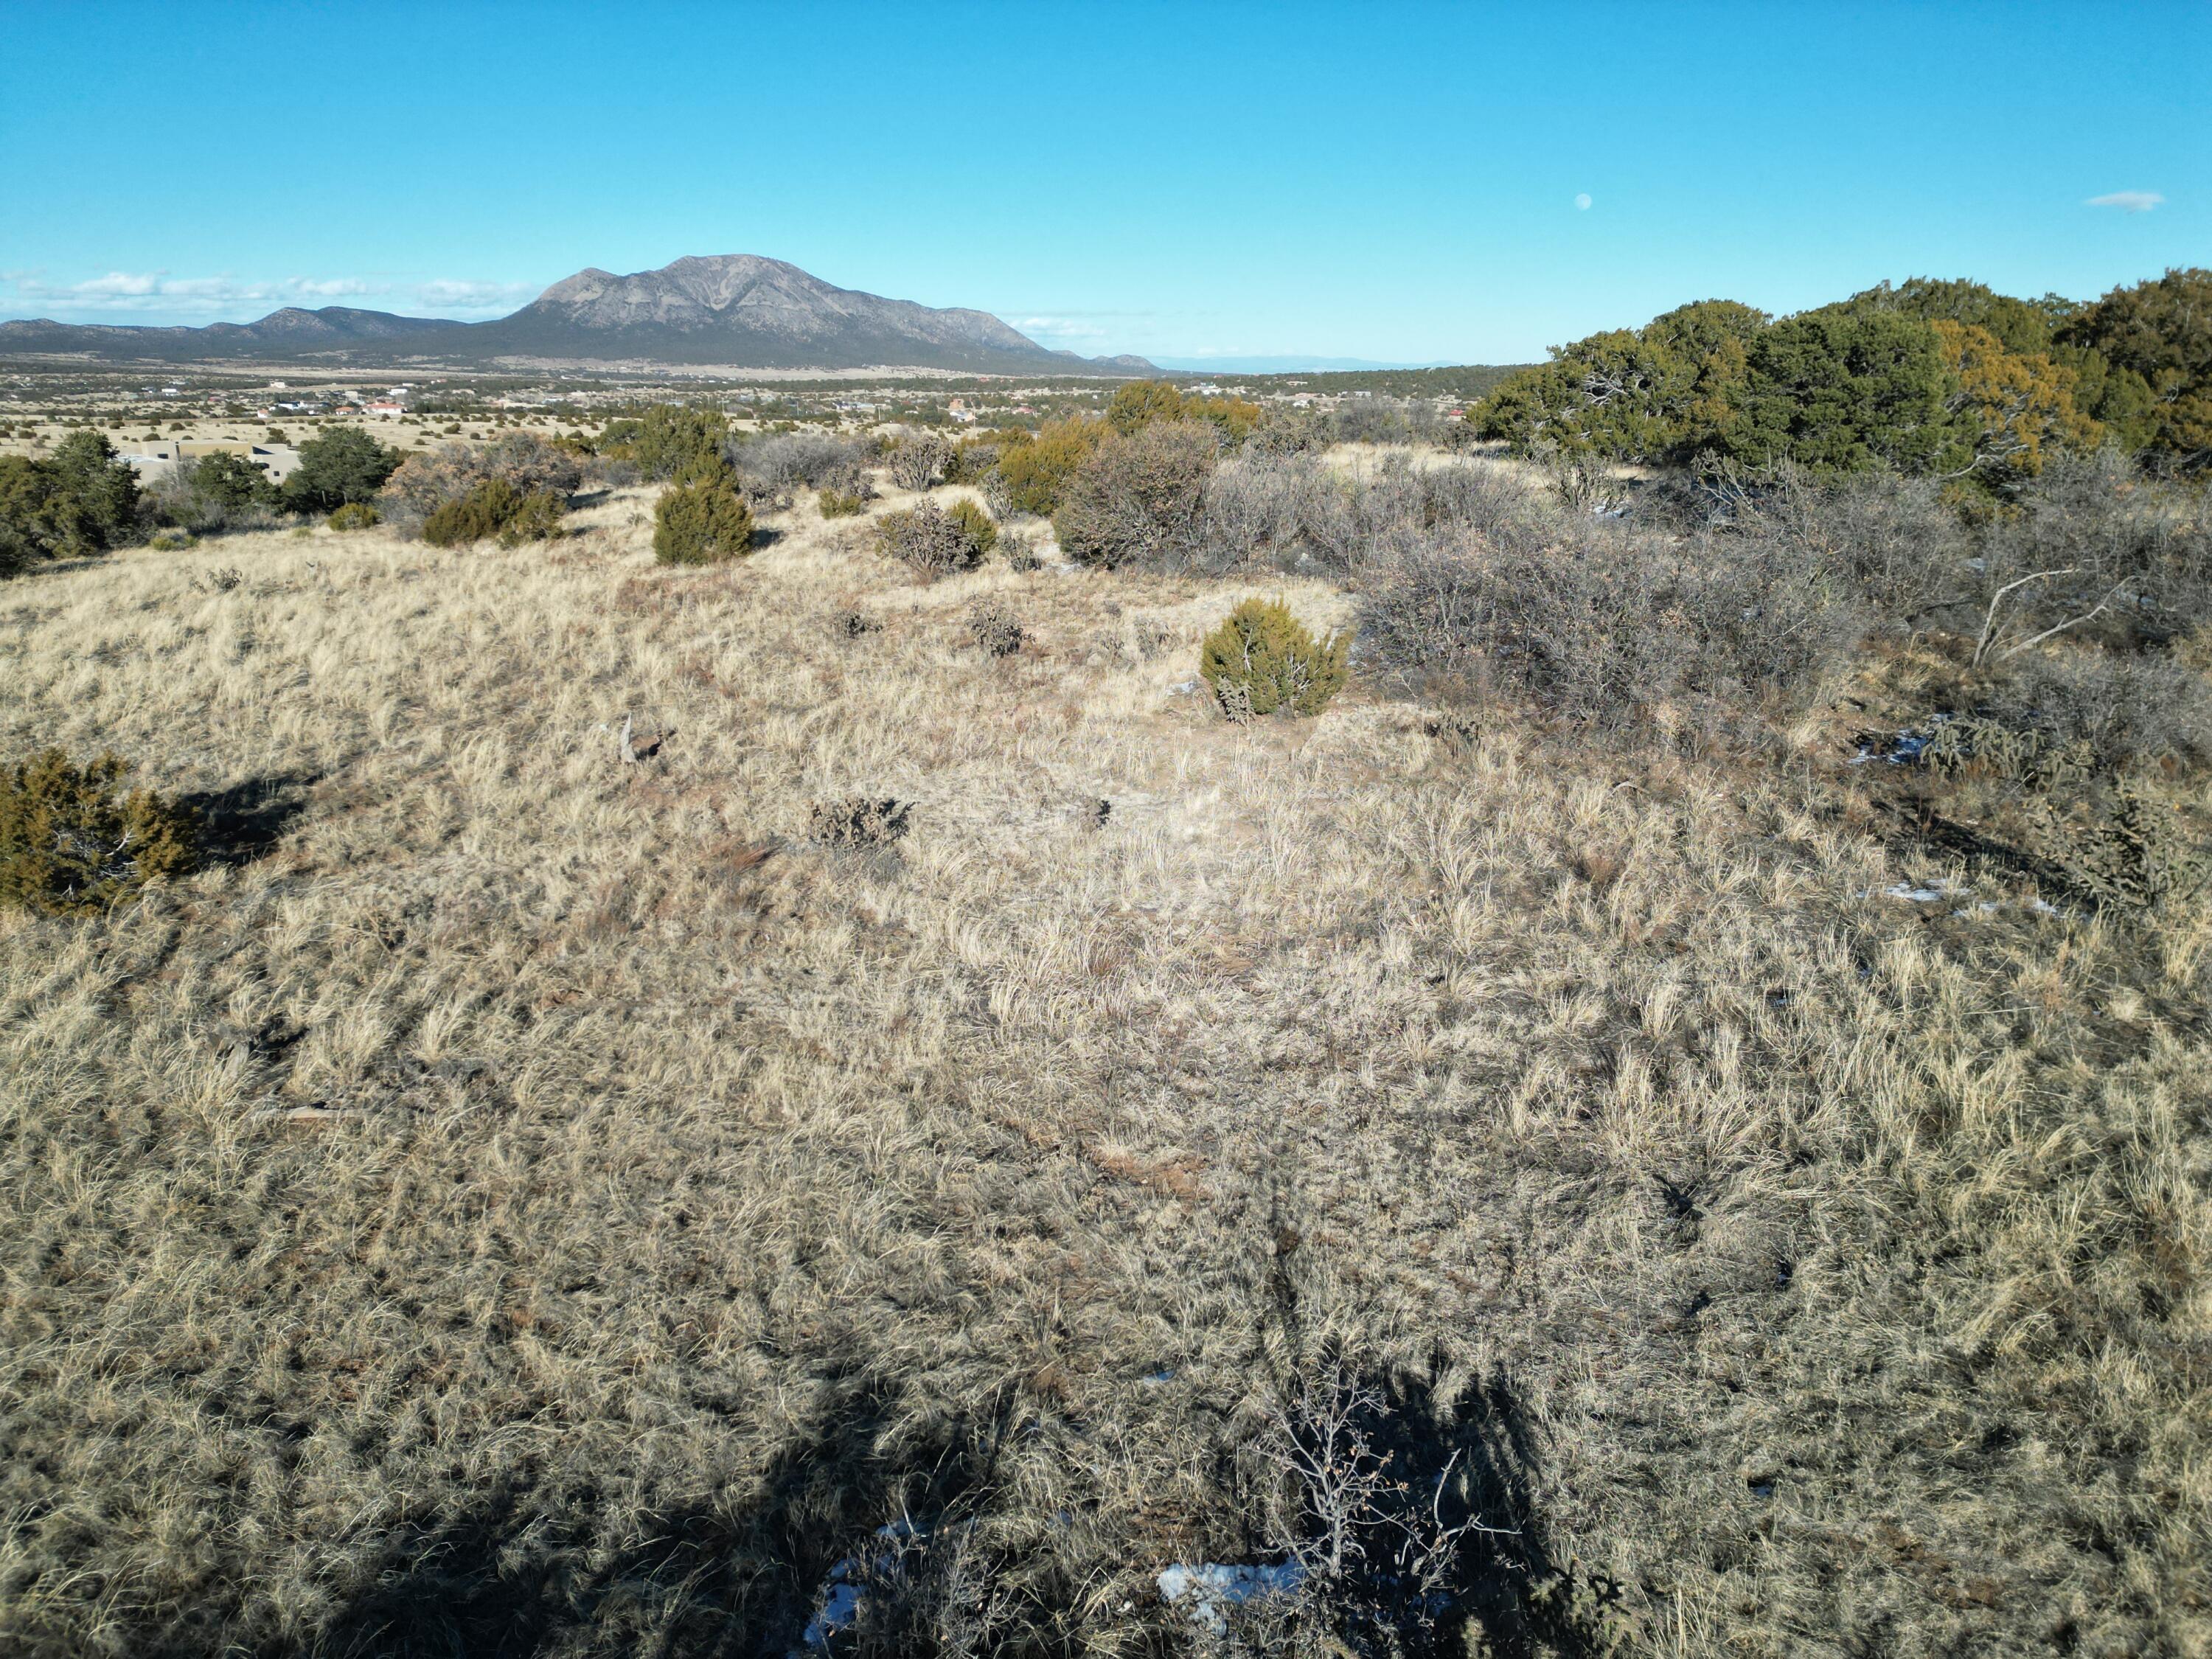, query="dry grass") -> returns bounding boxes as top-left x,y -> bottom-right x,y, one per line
1,479 -> 2206,1656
